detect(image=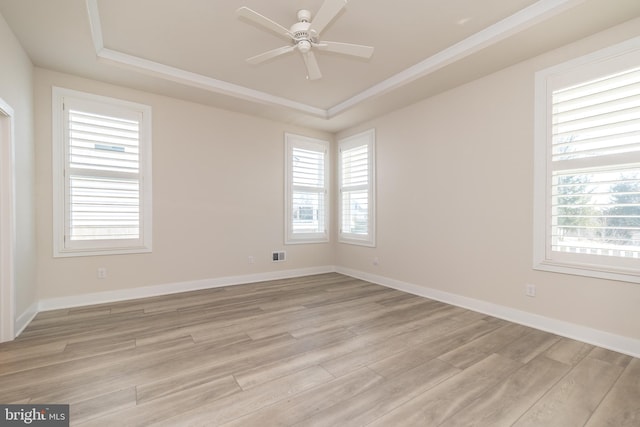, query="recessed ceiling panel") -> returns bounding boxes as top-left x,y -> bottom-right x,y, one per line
97,0 -> 539,108
1,0 -> 639,131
